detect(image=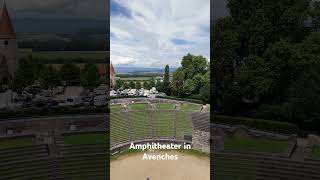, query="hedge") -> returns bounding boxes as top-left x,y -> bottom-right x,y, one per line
111,96 -> 145,99
213,115 -> 299,135
156,96 -> 204,104
0,106 -> 107,119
